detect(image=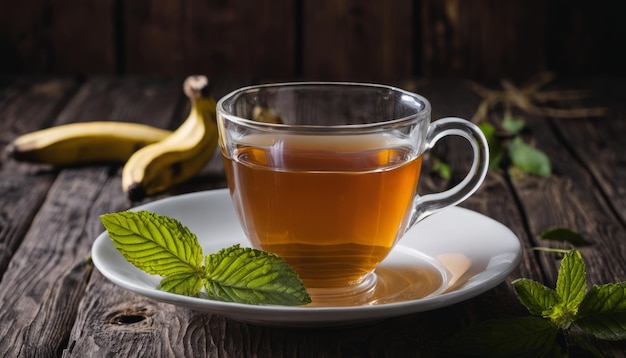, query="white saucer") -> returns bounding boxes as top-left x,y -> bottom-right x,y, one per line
92,189 -> 522,327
